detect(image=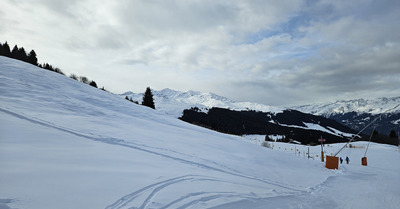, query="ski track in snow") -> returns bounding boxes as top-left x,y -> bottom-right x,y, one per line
105,175 -> 253,209
105,174 -> 300,209
2,58 -> 399,209
0,107 -> 310,208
